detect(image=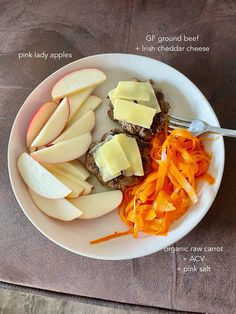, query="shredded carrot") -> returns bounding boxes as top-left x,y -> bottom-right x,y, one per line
90,230 -> 132,244
91,129 -> 214,244
198,172 -> 215,185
